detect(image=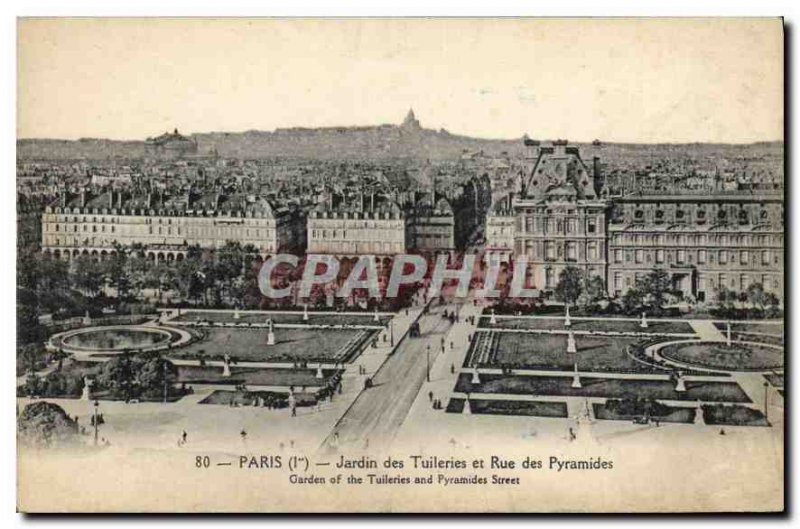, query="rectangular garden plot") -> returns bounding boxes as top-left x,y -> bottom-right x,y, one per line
702,404 -> 769,427
446,398 -> 568,418
168,327 -> 376,363
177,366 -> 339,387
455,374 -> 751,403
478,317 -> 695,335
467,332 -> 663,374
171,310 -> 390,326
592,402 -> 696,424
